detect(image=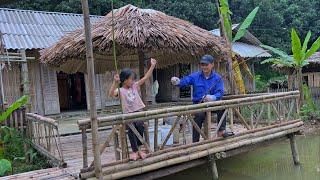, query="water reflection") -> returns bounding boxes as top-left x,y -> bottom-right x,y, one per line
160,133 -> 320,180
